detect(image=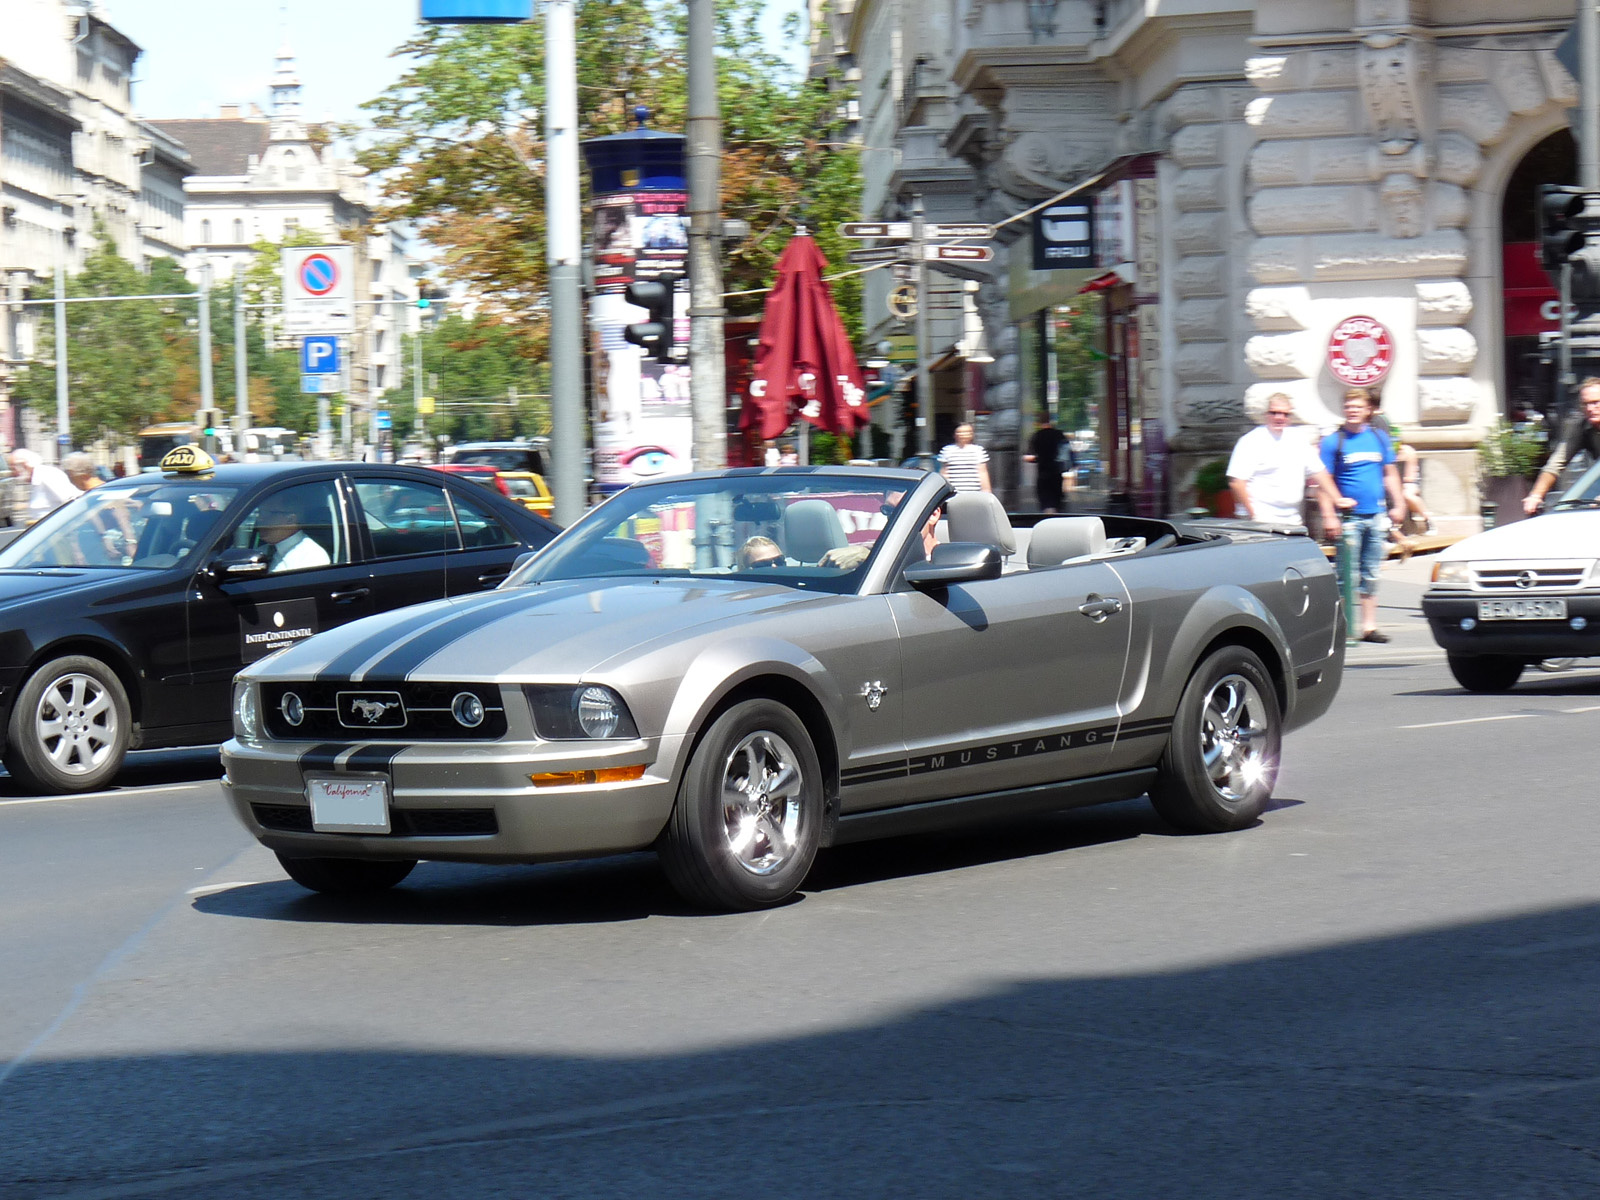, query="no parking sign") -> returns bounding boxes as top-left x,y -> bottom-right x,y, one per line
281,246 -> 355,334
